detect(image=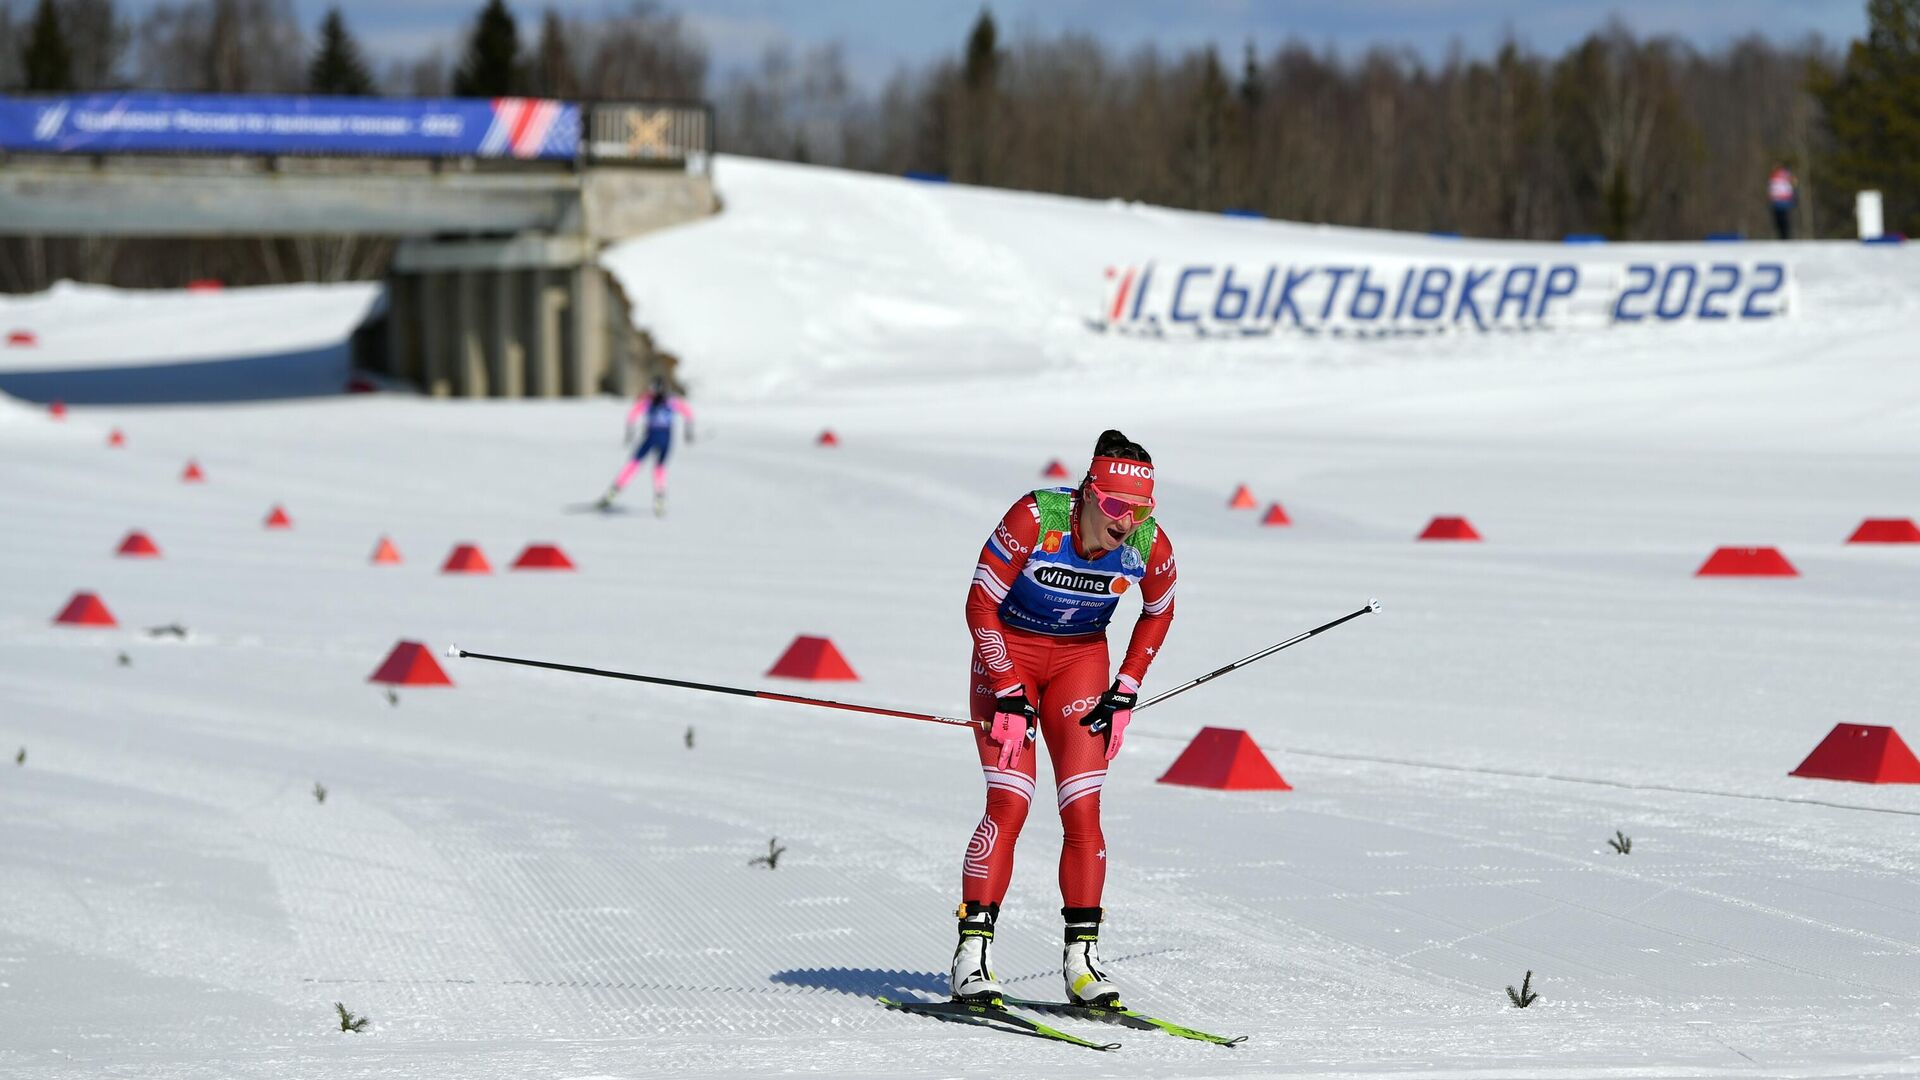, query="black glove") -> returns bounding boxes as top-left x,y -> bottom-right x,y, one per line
993,688 -> 1038,744
1081,681 -> 1135,735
